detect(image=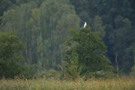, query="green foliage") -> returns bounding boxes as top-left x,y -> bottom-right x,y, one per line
63,52 -> 81,80
110,16 -> 134,73
70,0 -> 135,75
0,0 -> 13,16
1,0 -> 135,78
93,16 -> 105,38
0,0 -> 80,71
0,32 -> 27,78
130,66 -> 135,77
130,59 -> 135,77
64,28 -> 113,79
